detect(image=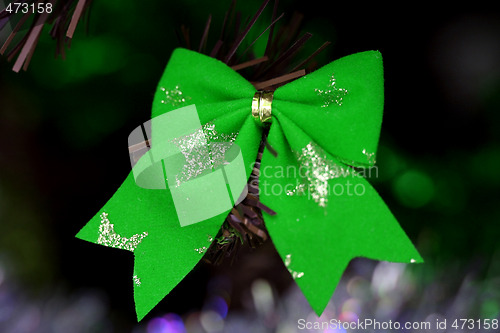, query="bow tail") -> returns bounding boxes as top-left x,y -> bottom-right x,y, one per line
131,114 -> 264,320
76,172 -> 223,320
76,108 -> 263,320
260,119 -> 422,315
